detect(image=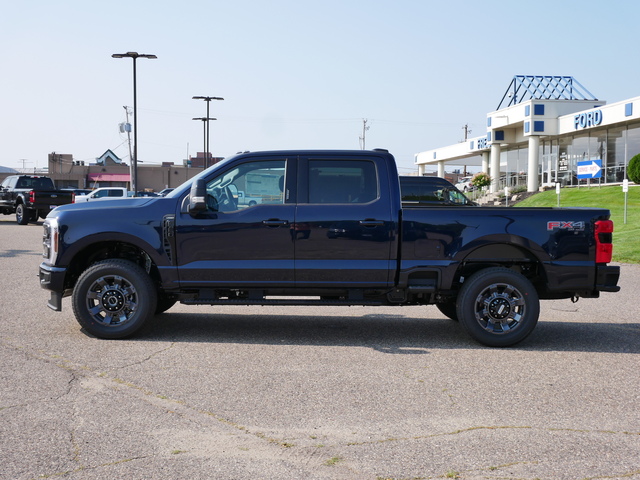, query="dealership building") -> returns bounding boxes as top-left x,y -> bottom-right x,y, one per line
415,76 -> 640,193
